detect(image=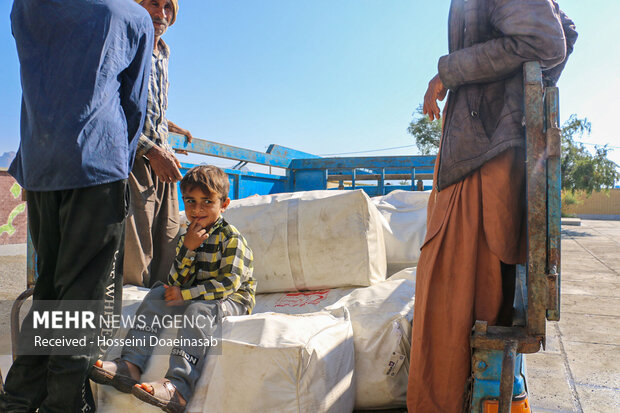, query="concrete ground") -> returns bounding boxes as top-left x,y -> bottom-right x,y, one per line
0,220 -> 618,411
526,220 -> 620,412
